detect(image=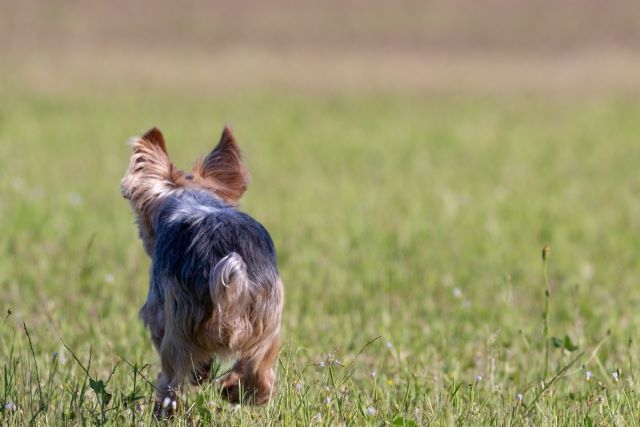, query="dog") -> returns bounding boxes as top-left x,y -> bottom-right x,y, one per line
121,126 -> 284,415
